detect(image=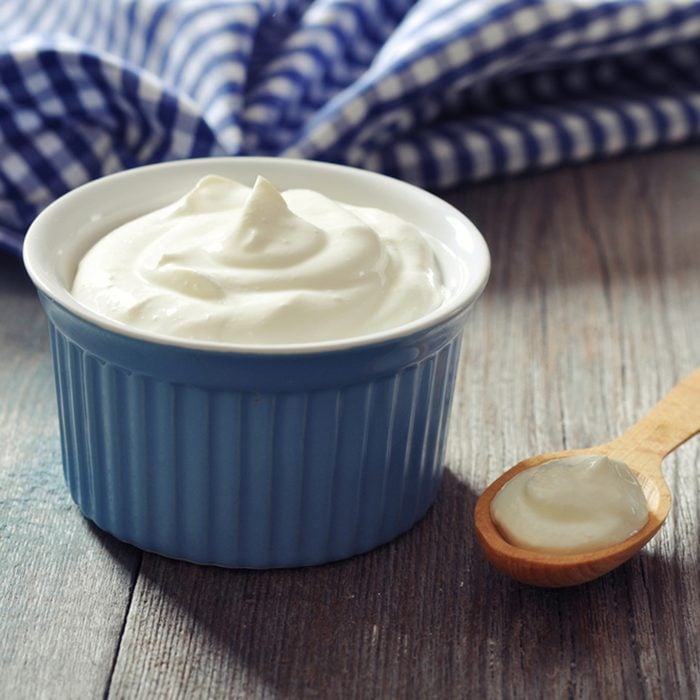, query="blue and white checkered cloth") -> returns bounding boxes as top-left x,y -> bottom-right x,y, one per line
3,0 -> 700,254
